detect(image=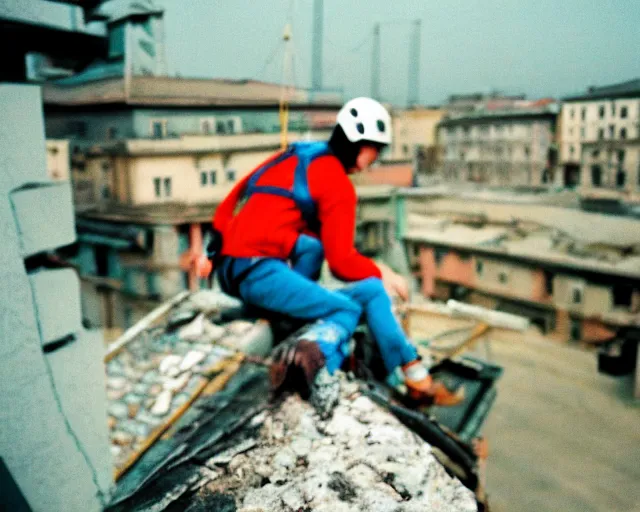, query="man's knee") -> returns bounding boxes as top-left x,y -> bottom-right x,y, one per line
356,277 -> 387,302
340,295 -> 363,318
